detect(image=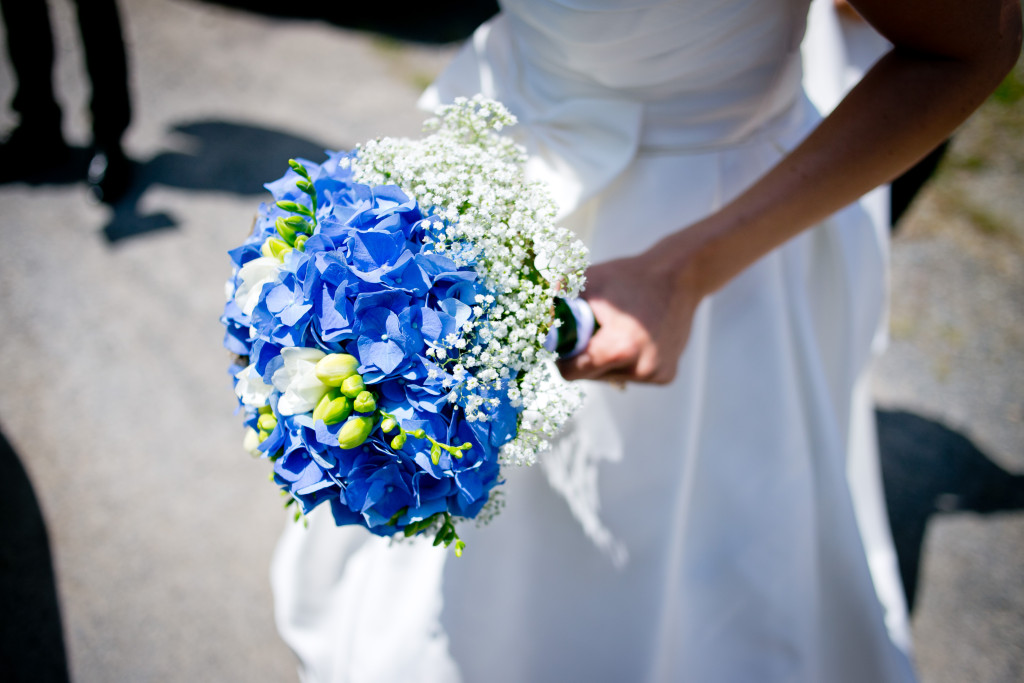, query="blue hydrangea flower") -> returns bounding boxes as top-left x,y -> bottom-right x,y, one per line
222,153 -> 514,540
